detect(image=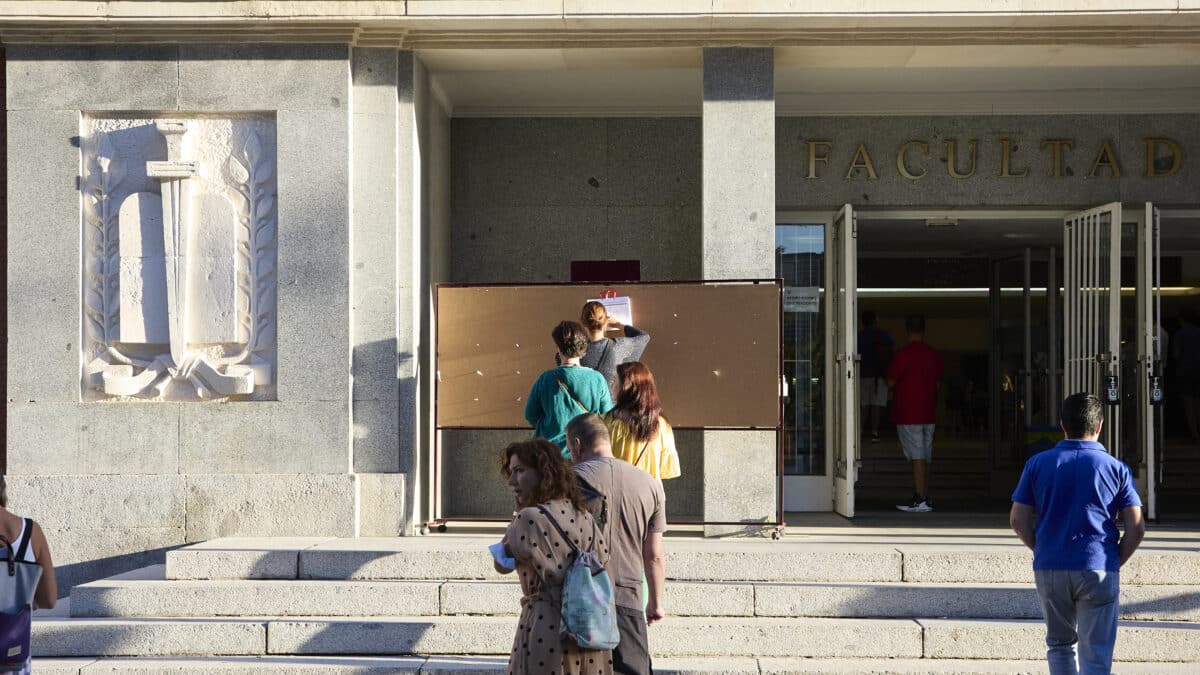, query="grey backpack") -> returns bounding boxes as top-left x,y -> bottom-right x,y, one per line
0,519 -> 41,671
